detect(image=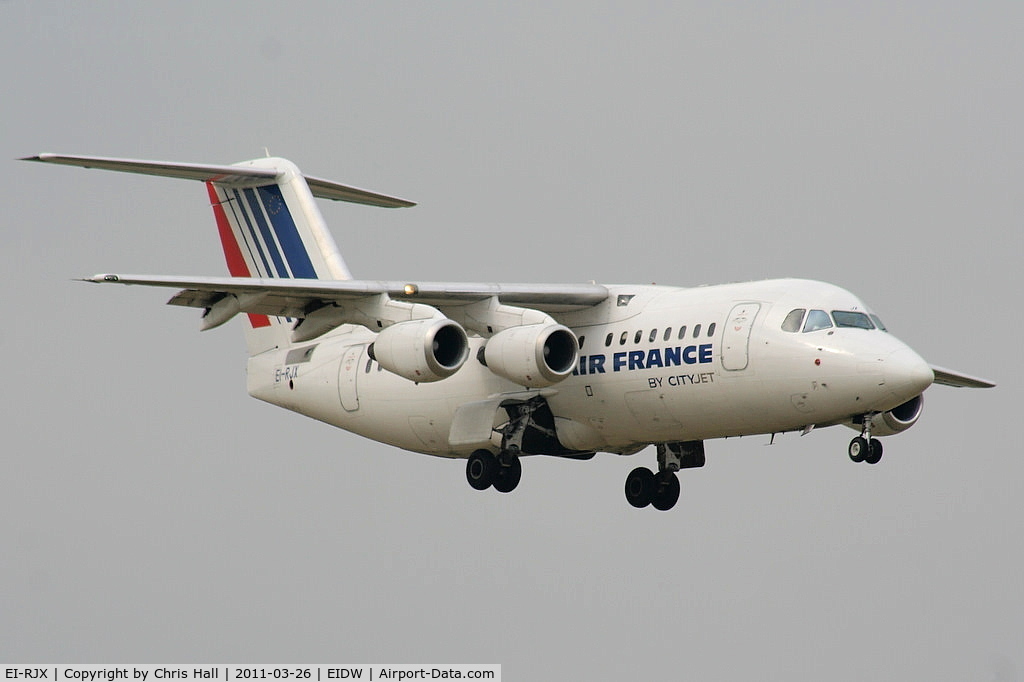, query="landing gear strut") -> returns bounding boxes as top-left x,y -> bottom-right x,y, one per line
849,415 -> 884,465
624,441 -> 704,511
